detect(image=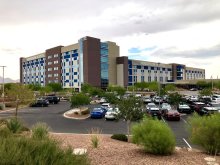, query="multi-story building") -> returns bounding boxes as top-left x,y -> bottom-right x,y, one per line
20,36 -> 205,90
116,56 -> 205,86
20,36 -> 119,91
